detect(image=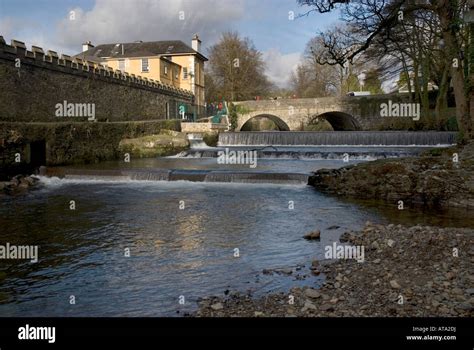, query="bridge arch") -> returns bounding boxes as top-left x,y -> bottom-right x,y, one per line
310,111 -> 362,131
238,114 -> 290,131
